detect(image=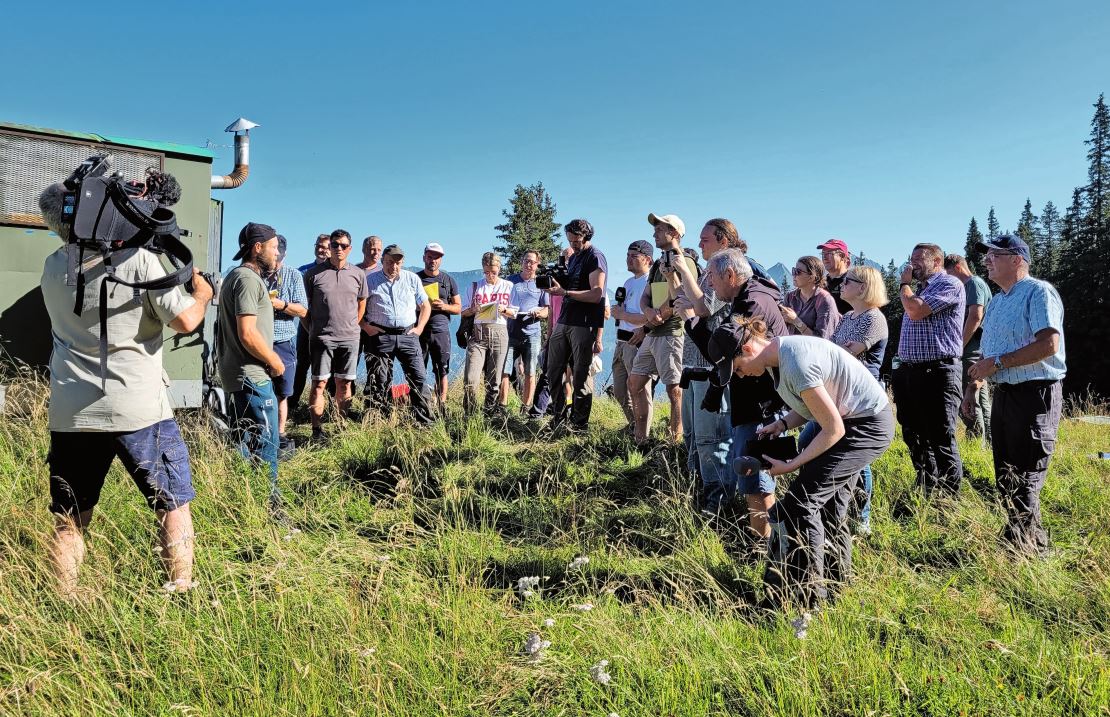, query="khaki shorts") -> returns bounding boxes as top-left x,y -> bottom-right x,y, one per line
631,334 -> 684,386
